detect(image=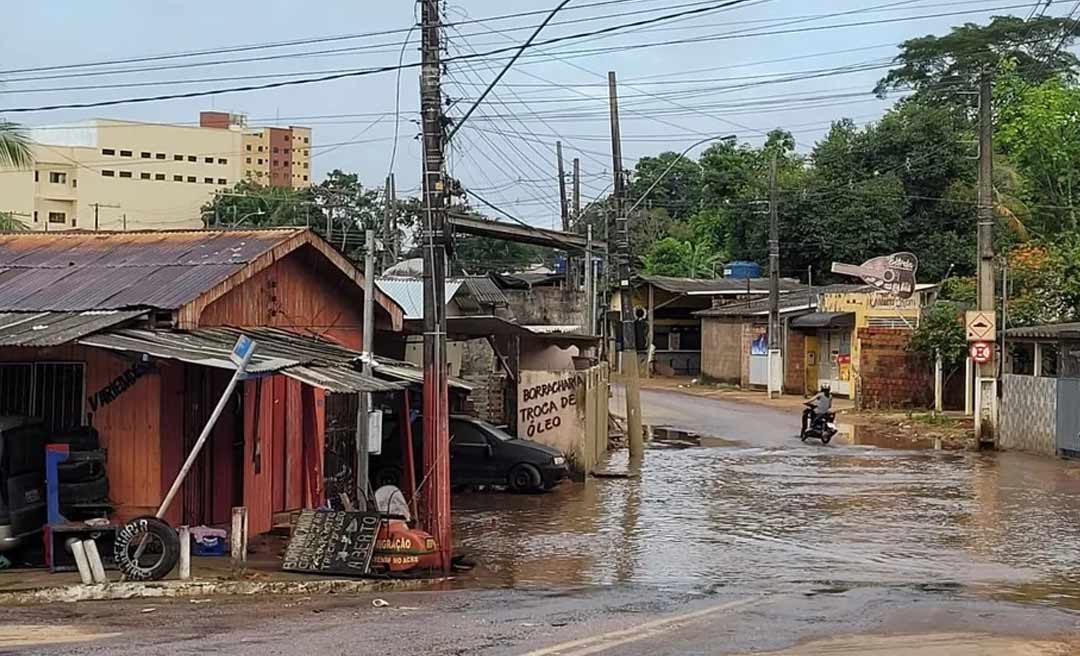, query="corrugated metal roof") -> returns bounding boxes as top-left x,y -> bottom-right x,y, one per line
0,229 -> 304,312
375,277 -> 464,320
1005,322 -> 1080,340
0,310 -> 147,346
371,356 -> 473,392
78,326 -> 402,393
461,277 -> 508,306
640,275 -> 805,295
